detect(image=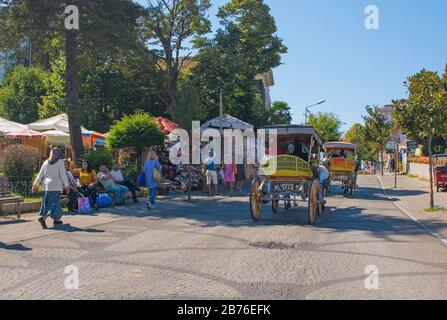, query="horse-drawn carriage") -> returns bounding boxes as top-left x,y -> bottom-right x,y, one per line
323,142 -> 358,196
249,125 -> 325,225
